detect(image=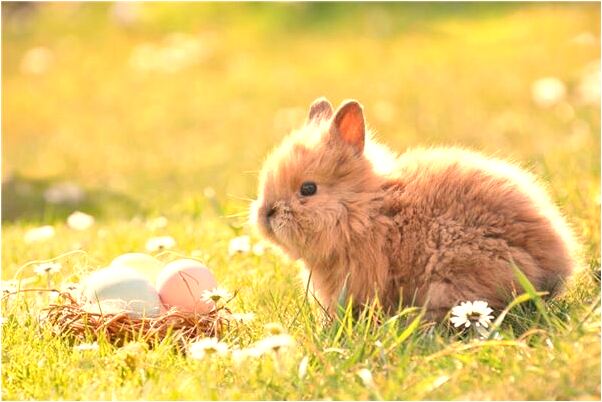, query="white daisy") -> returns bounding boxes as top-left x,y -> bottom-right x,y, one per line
200,287 -> 232,304
1,280 -> 18,295
60,282 -> 81,298
203,187 -> 216,199
67,211 -> 95,231
228,235 -> 251,256
20,46 -> 54,76
532,77 -> 566,108
188,337 -> 228,360
450,300 -> 495,329
252,242 -> 266,256
228,312 -> 255,324
298,355 -> 309,379
74,342 -> 99,352
356,368 -> 375,388
146,216 -> 168,230
34,262 -> 62,275
24,225 -> 55,243
264,322 -> 286,335
231,346 -> 264,364
255,334 -> 295,353
145,236 -> 176,252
